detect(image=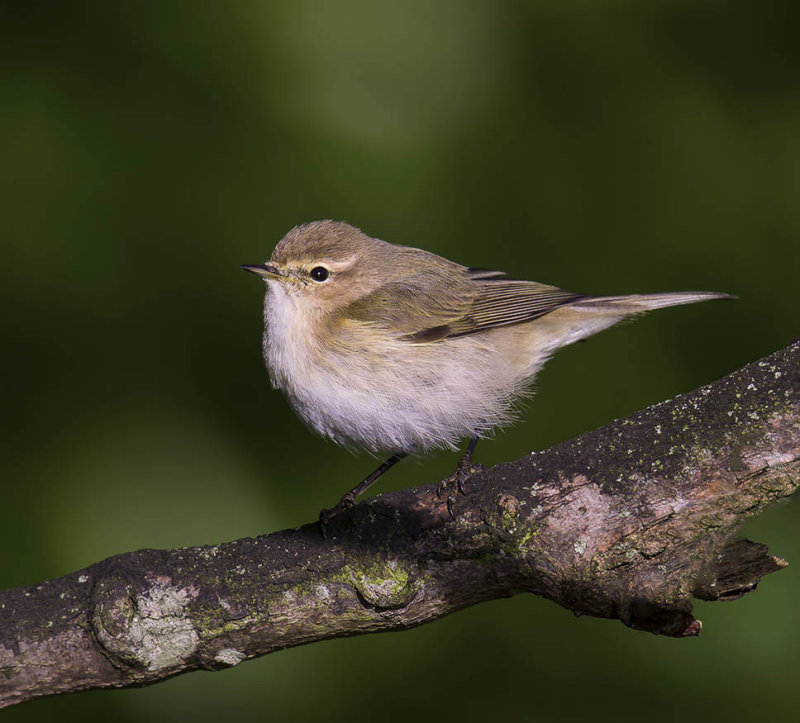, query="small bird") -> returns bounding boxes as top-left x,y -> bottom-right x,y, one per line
242,220 -> 730,528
